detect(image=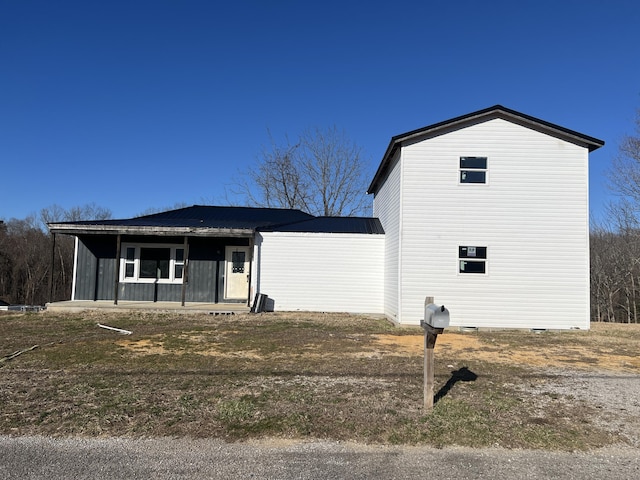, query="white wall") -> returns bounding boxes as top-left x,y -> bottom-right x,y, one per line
254,232 -> 385,314
394,118 -> 590,329
372,150 -> 402,321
